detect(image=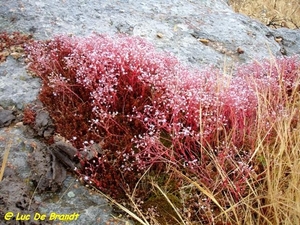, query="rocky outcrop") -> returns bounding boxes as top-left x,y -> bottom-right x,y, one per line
1,0 -> 299,67
1,0 -> 299,109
